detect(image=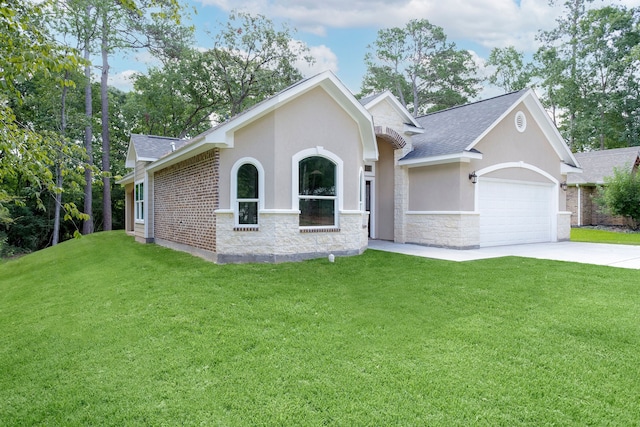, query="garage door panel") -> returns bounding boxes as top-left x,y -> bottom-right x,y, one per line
479,180 -> 553,247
